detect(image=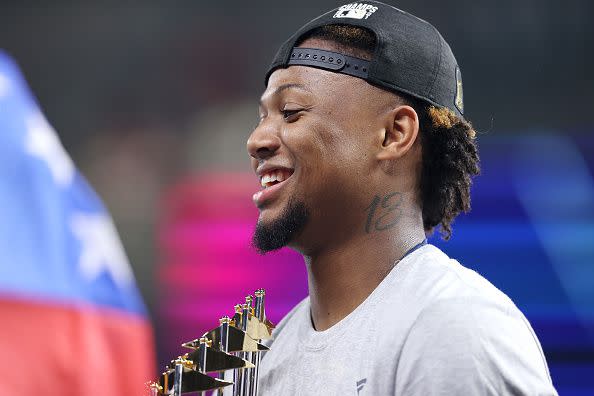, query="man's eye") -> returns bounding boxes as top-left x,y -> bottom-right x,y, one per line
282,109 -> 301,121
